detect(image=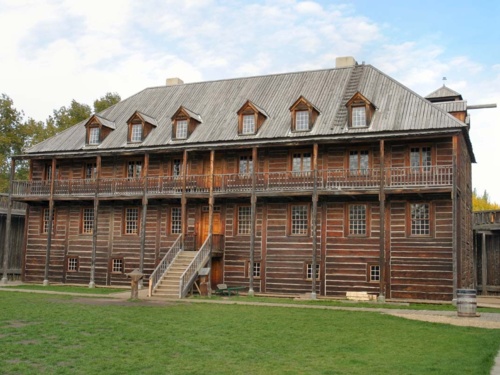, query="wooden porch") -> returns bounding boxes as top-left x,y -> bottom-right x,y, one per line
474,210 -> 500,295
